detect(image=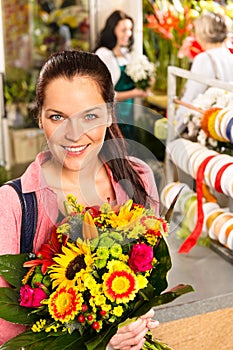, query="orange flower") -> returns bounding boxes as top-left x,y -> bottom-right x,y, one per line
47,286 -> 83,323
103,270 -> 138,304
